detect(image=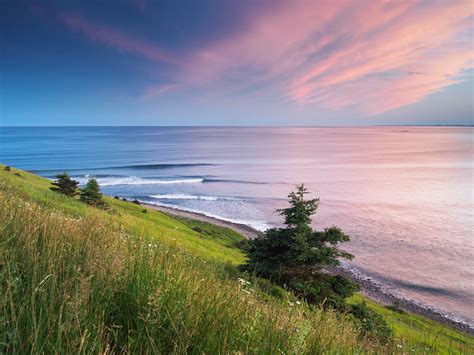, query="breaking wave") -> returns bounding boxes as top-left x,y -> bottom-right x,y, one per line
75,176 -> 203,186
149,193 -> 237,201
